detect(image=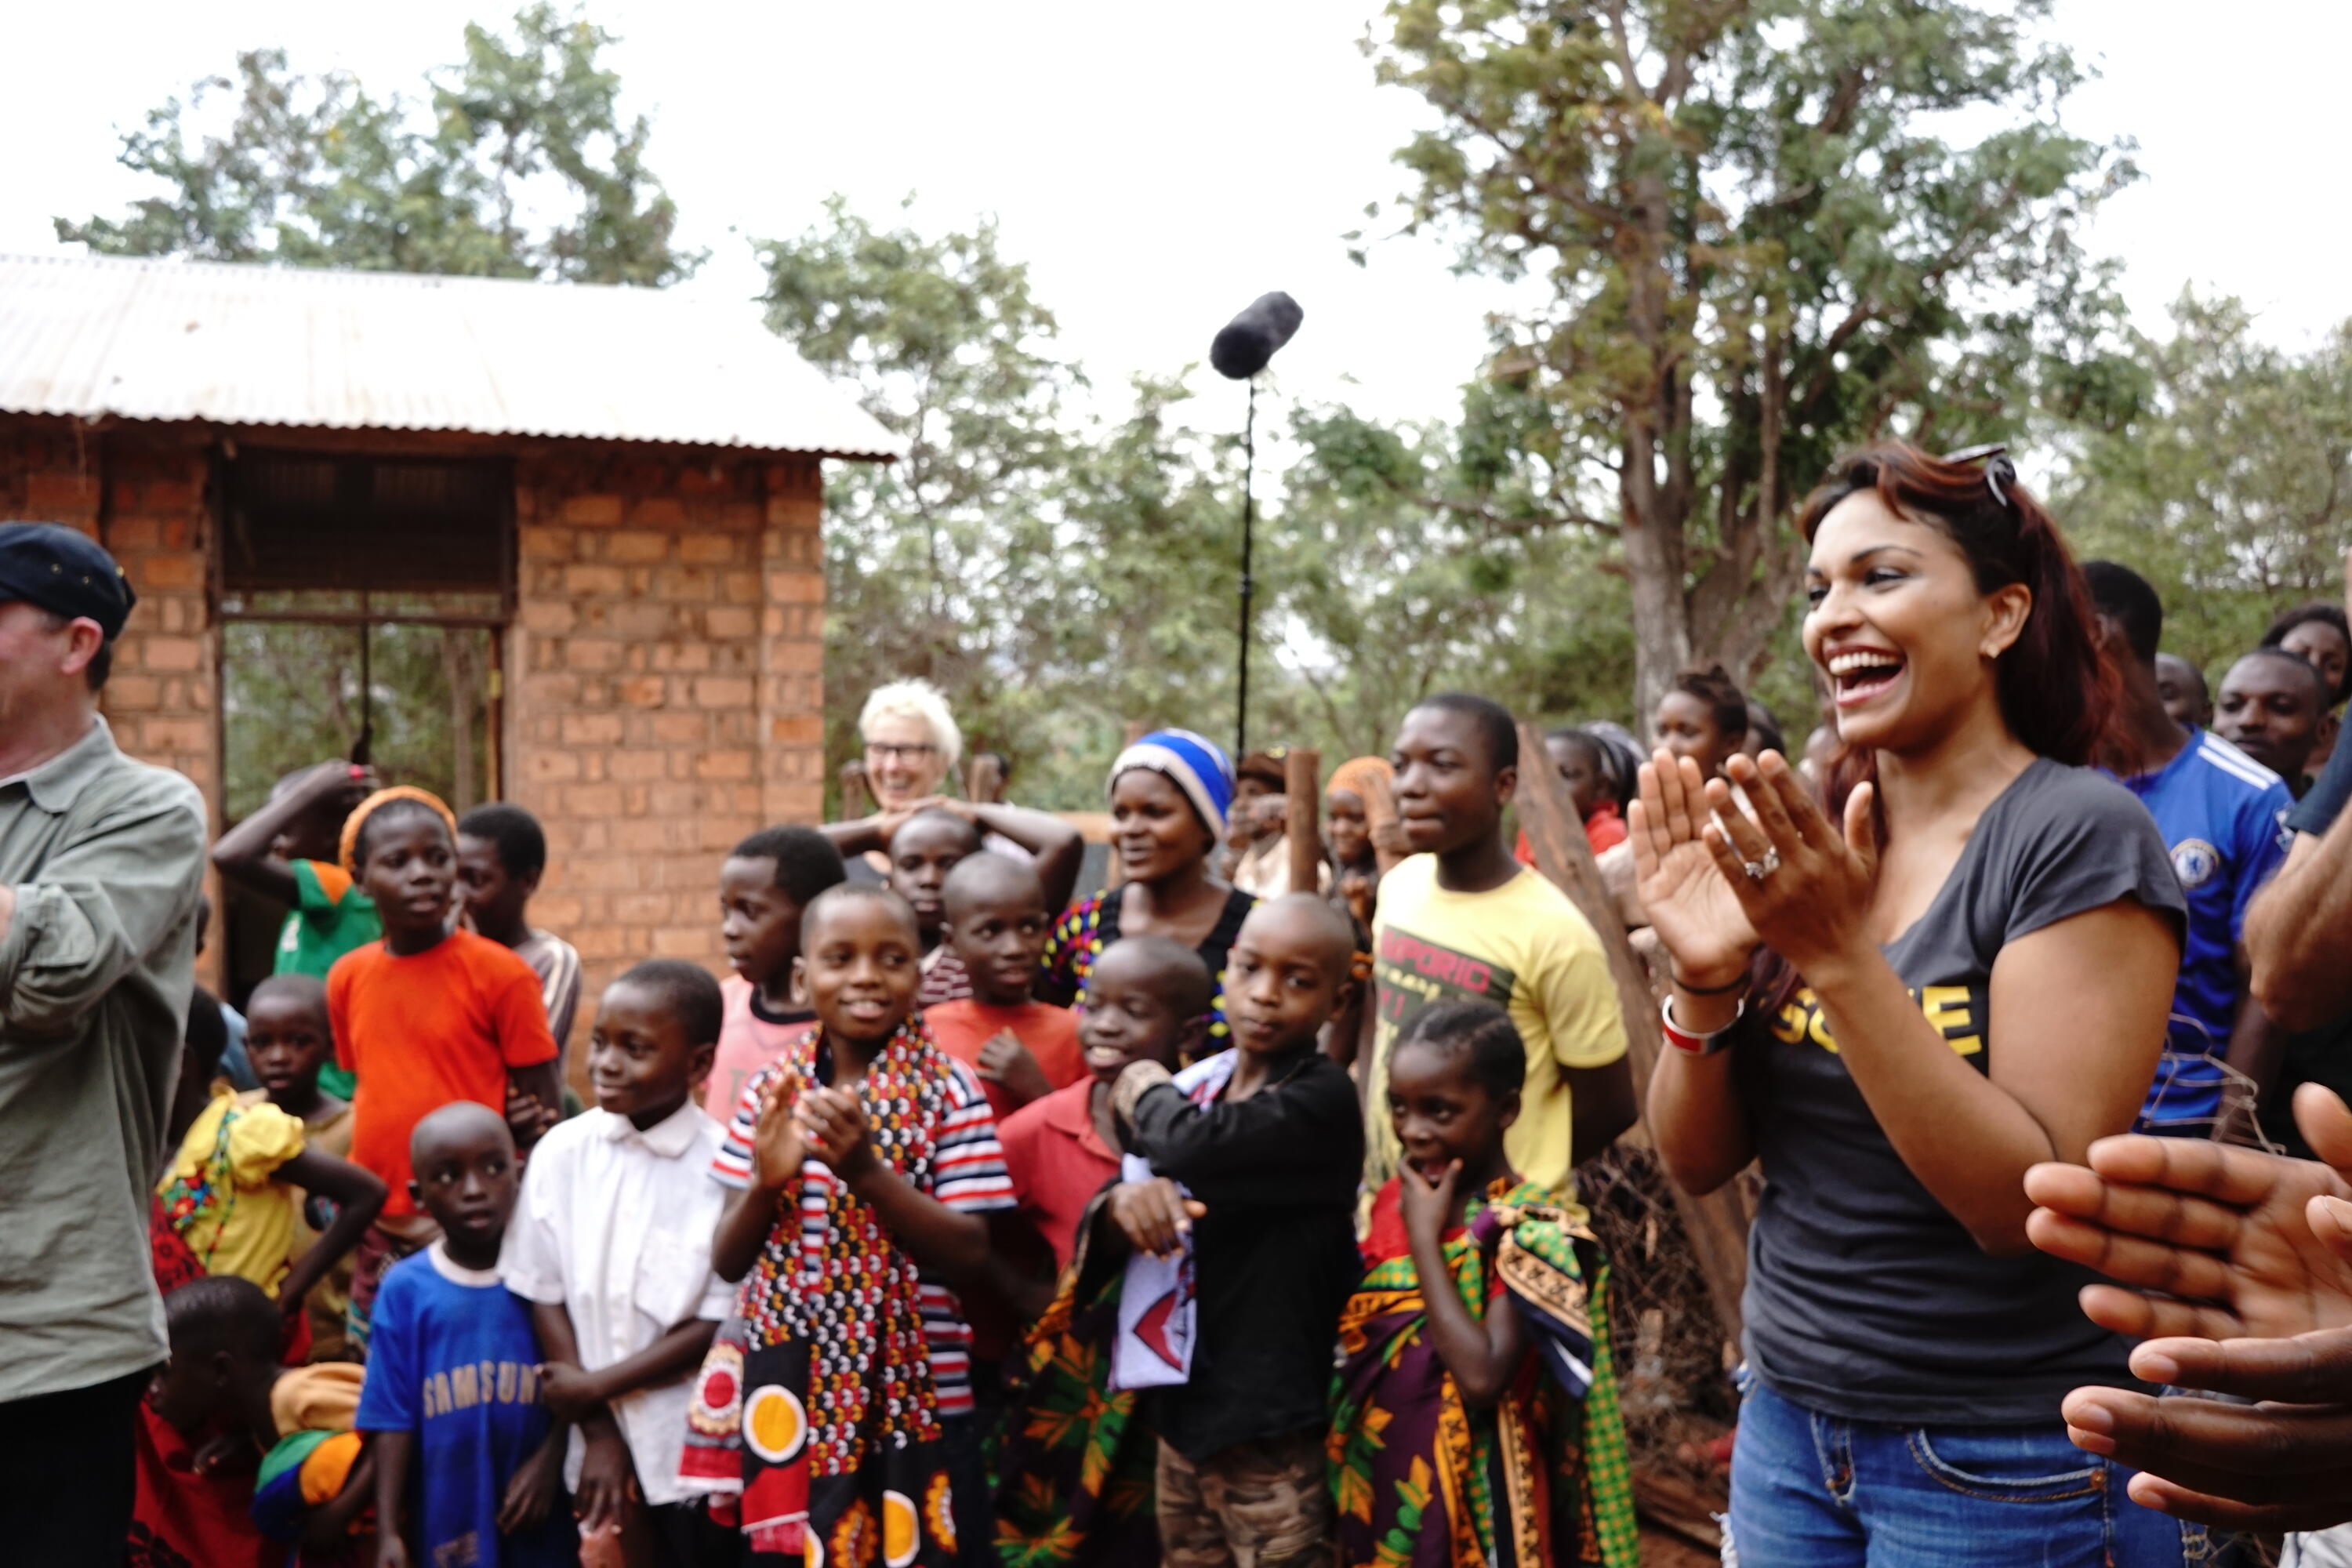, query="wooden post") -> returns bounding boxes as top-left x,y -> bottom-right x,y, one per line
1284,748 -> 1322,895
1513,720 -> 1751,1343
